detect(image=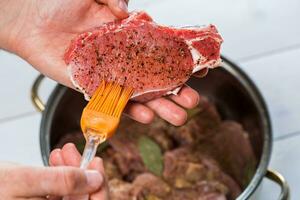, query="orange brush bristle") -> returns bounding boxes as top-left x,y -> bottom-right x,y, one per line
81,81 -> 134,138
79,81 -> 133,169
86,81 -> 133,117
